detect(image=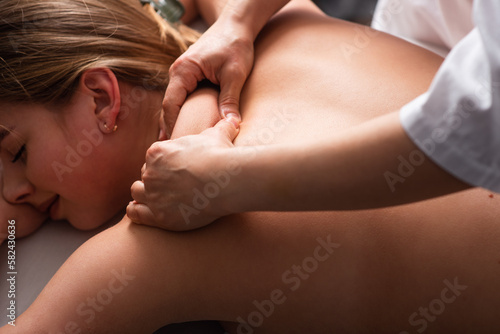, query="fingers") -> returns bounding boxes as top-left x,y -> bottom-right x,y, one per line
128,116 -> 239,230
205,117 -> 240,144
218,64 -> 248,121
163,56 -> 205,134
130,180 -> 147,205
126,201 -> 156,226
217,36 -> 254,119
128,180 -> 157,225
